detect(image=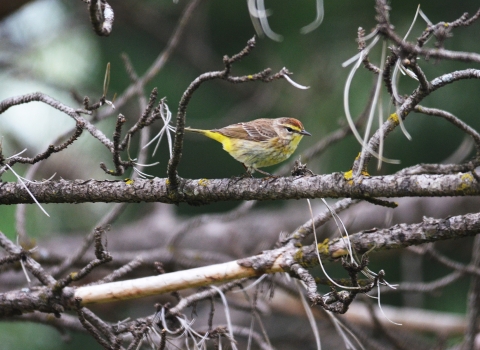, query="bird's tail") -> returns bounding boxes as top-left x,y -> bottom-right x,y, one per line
185,127 -> 225,144
184,127 -> 208,135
